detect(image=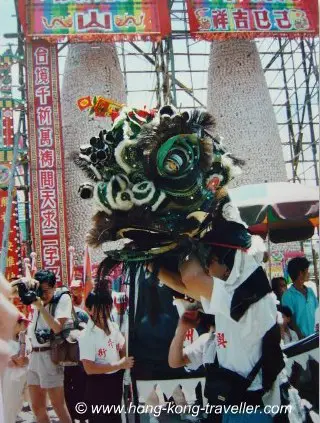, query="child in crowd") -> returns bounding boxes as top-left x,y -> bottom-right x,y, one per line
79,272 -> 134,423
278,306 -> 299,345
271,277 -> 287,302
